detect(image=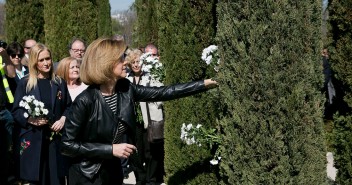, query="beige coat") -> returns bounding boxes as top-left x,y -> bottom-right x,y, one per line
127,72 -> 164,129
